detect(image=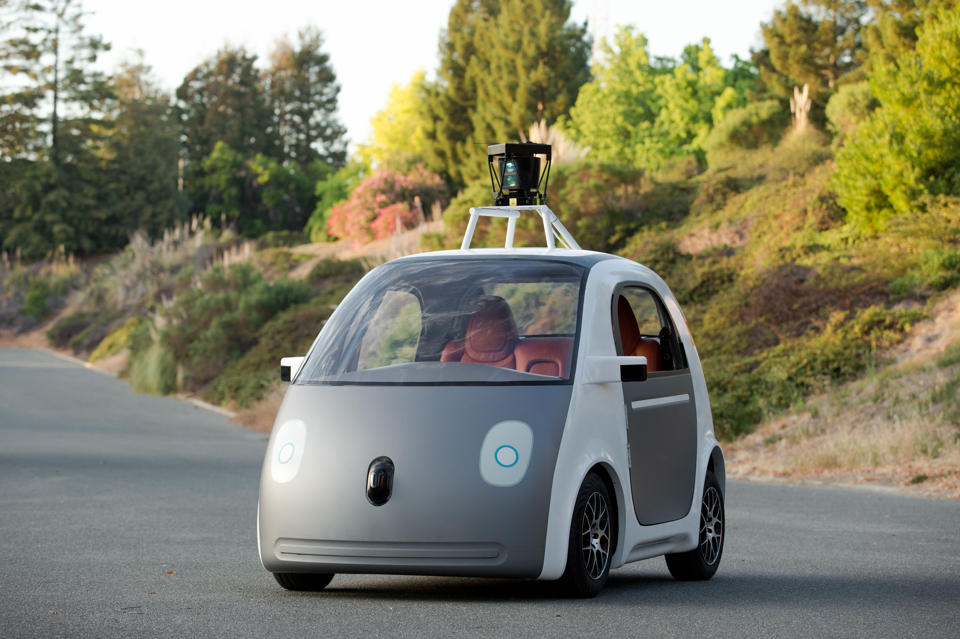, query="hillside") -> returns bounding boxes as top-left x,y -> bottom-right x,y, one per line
1,126 -> 957,497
